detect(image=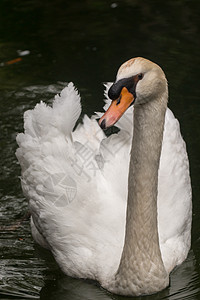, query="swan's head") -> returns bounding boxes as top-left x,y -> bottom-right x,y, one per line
99,57 -> 168,129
